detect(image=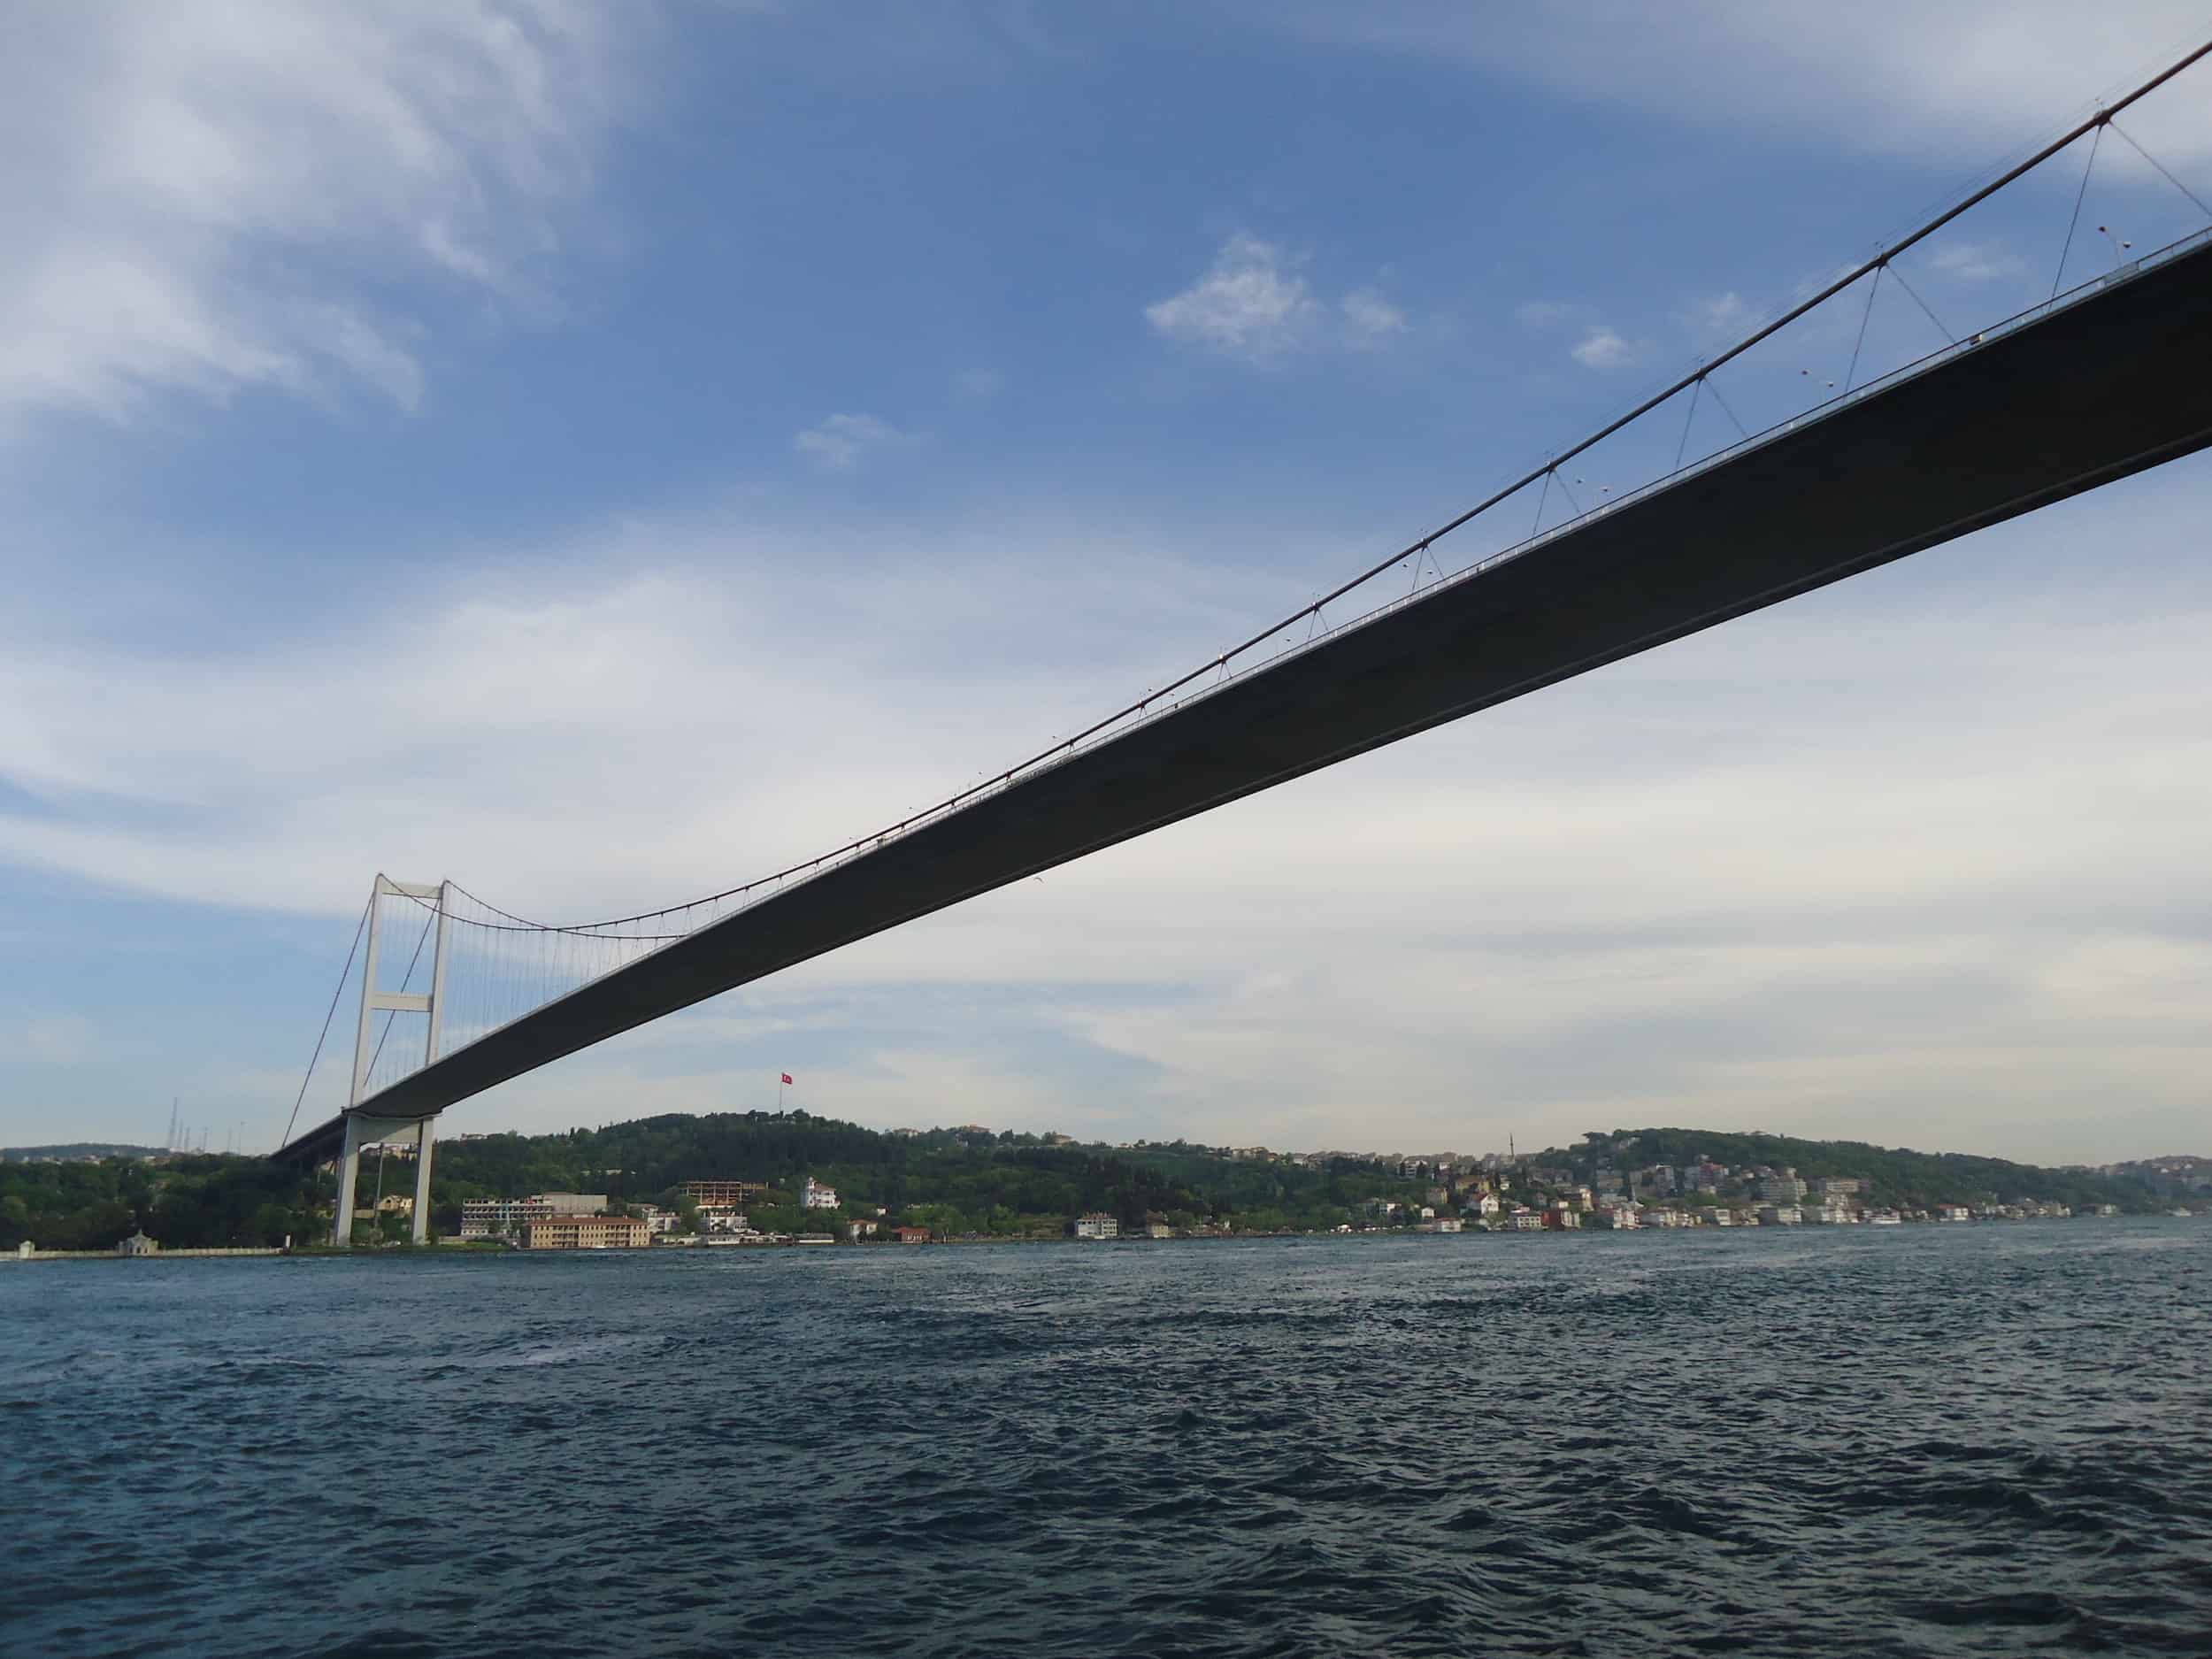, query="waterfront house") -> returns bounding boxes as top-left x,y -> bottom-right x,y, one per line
117,1231 -> 159,1256
1072,1213 -> 1119,1240
893,1226 -> 931,1244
